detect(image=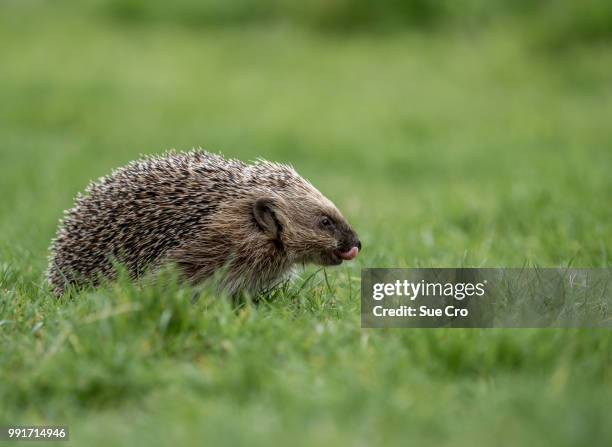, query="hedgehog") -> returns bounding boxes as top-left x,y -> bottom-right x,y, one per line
47,150 -> 361,296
